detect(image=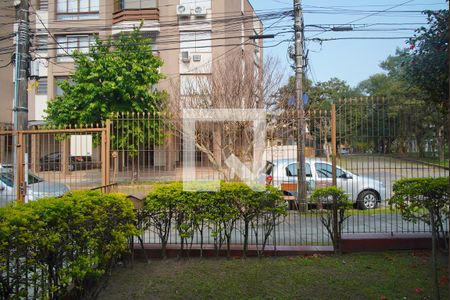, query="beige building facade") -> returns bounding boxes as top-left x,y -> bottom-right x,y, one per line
0,0 -> 263,124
